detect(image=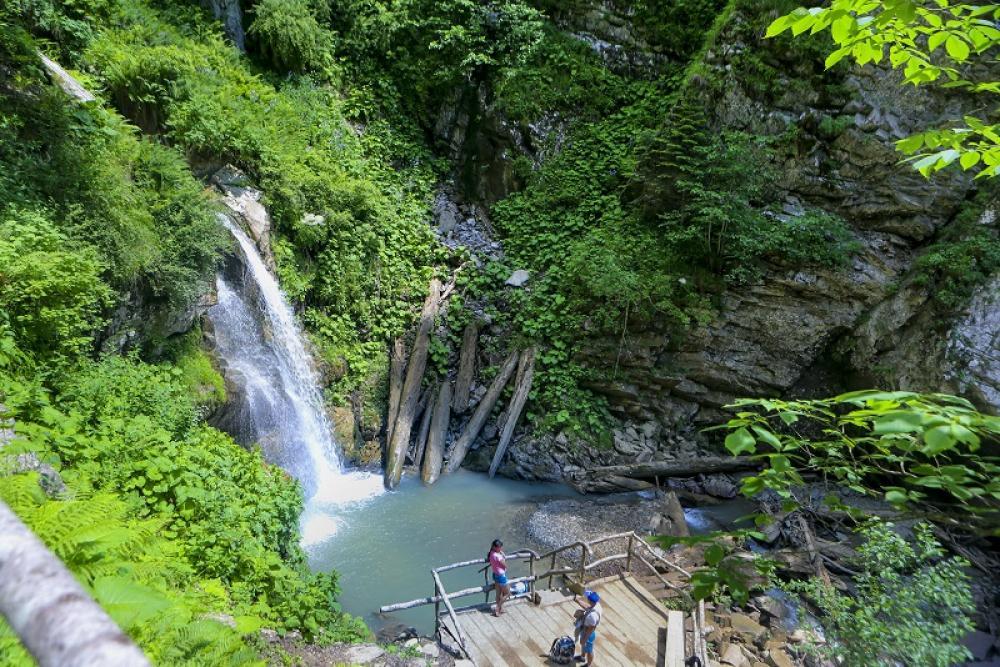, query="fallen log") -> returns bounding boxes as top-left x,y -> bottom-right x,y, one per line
452,323 -> 478,413
445,351 -> 519,474
411,383 -> 436,469
578,457 -> 756,480
386,337 -> 406,445
422,382 -> 452,485
407,387 -> 432,465
385,279 -> 441,489
489,347 -> 536,478
796,513 -> 831,587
